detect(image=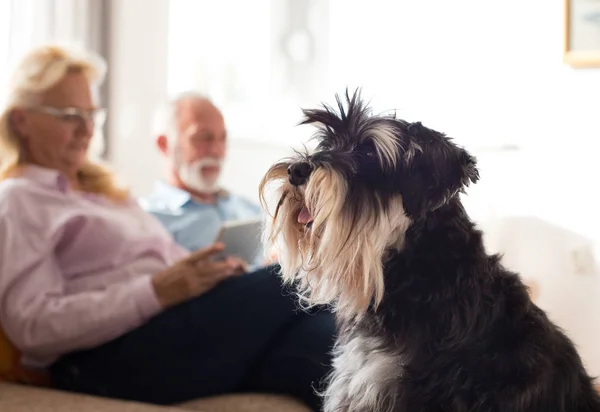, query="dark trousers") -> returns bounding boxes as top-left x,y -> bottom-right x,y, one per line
50,265 -> 336,411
